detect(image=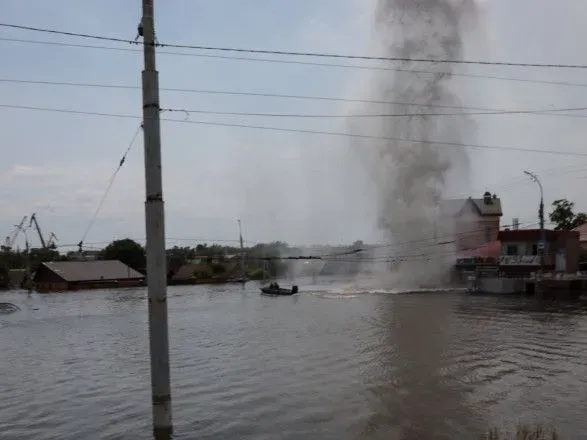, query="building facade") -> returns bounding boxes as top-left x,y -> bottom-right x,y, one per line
497,229 -> 580,275
440,191 -> 503,252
